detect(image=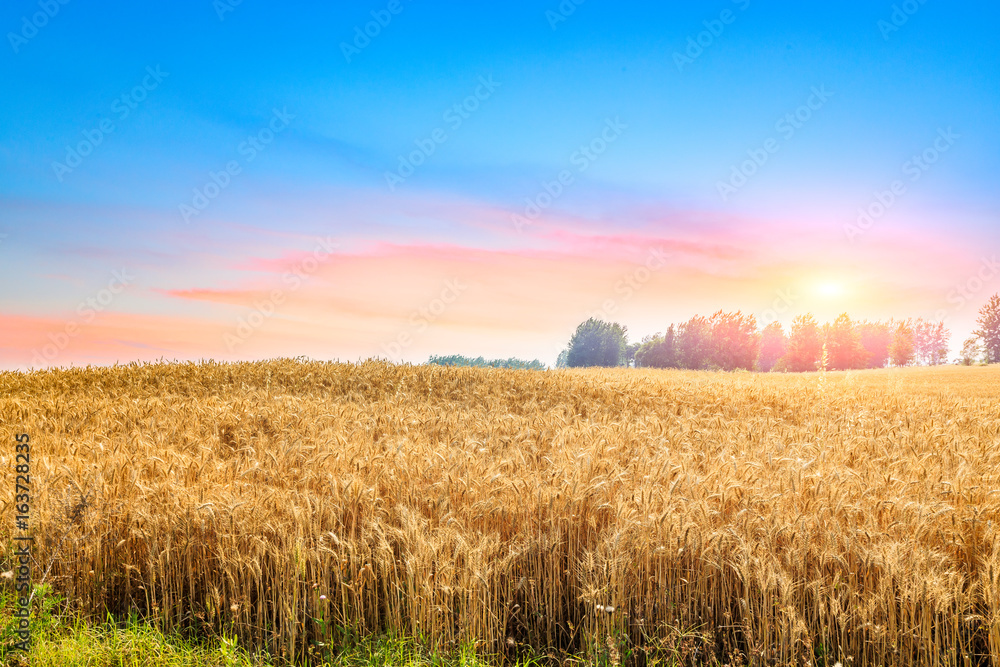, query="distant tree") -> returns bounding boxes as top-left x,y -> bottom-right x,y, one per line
974,294 -> 1000,363
634,334 -> 661,368
556,348 -> 569,368
708,310 -> 760,371
757,322 -> 787,372
427,355 -> 545,370
676,316 -> 712,369
428,354 -> 483,367
855,320 -> 893,368
824,313 -> 868,370
635,326 -> 679,369
912,319 -> 931,365
926,321 -> 950,365
566,318 -> 628,367
626,342 -> 641,368
784,314 -> 823,372
910,318 -> 951,365
958,336 -> 983,366
890,320 -> 916,367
